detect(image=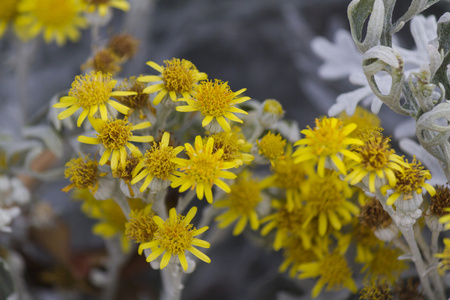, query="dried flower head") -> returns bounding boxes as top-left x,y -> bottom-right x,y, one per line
108,33 -> 139,60
359,198 -> 392,230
